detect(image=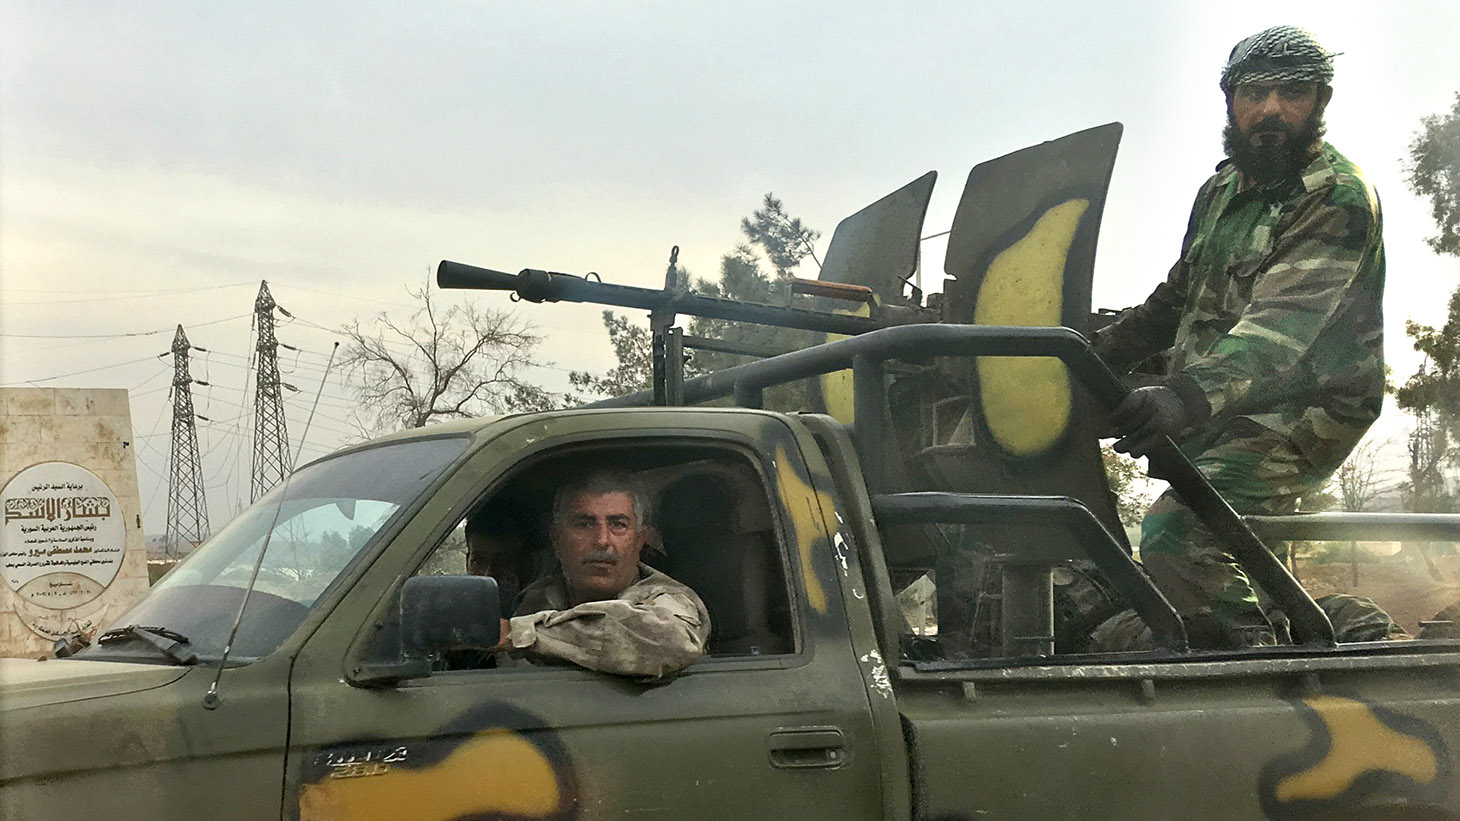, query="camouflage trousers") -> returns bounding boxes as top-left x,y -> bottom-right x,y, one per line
1091,594 -> 1409,652
1139,423 -> 1329,647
